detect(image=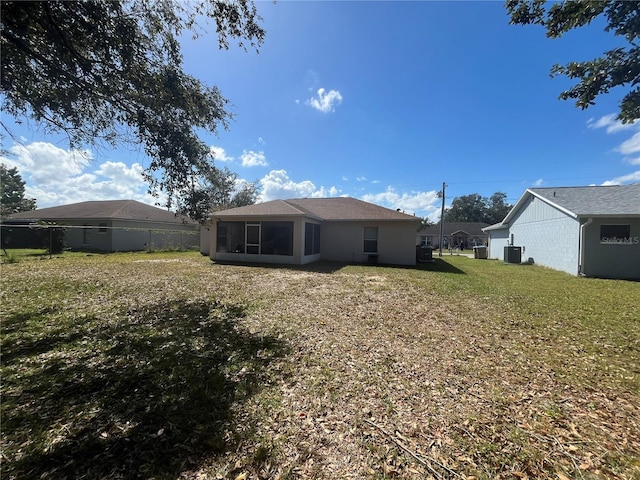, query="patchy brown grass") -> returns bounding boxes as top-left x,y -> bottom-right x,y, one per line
1,252 -> 638,480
